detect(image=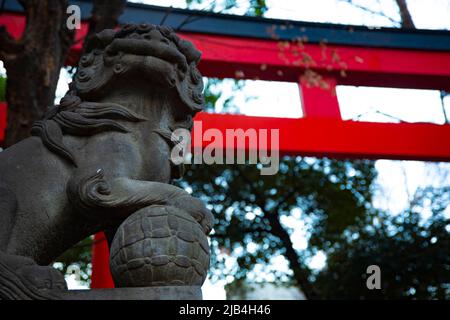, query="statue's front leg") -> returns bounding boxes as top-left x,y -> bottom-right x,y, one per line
67,169 -> 214,233
68,169 -> 213,291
